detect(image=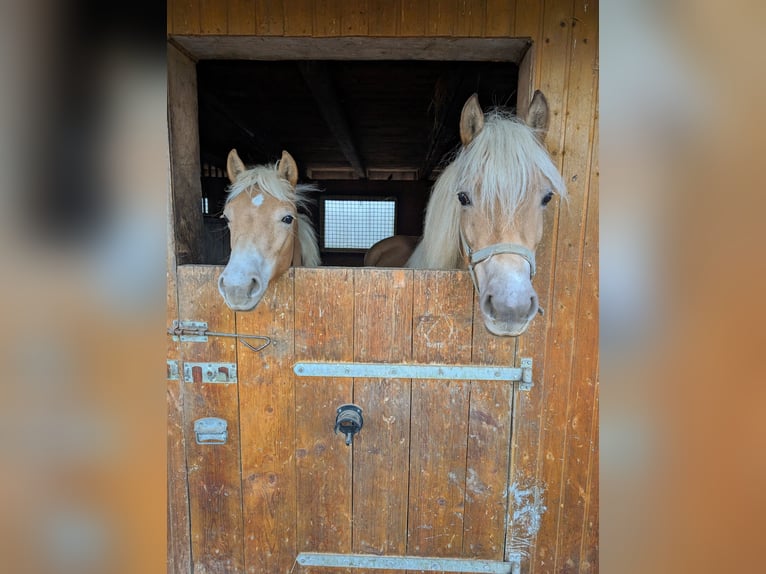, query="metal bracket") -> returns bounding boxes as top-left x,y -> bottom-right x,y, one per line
183,362 -> 237,384
296,553 -> 521,574
167,359 -> 180,381
520,357 -> 534,391
294,360 -> 534,390
194,417 -> 228,445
